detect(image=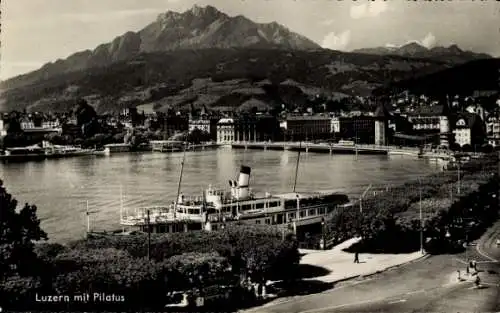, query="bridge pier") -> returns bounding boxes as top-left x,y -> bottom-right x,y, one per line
264,145 -> 267,151
329,148 -> 332,155
305,147 -> 309,153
